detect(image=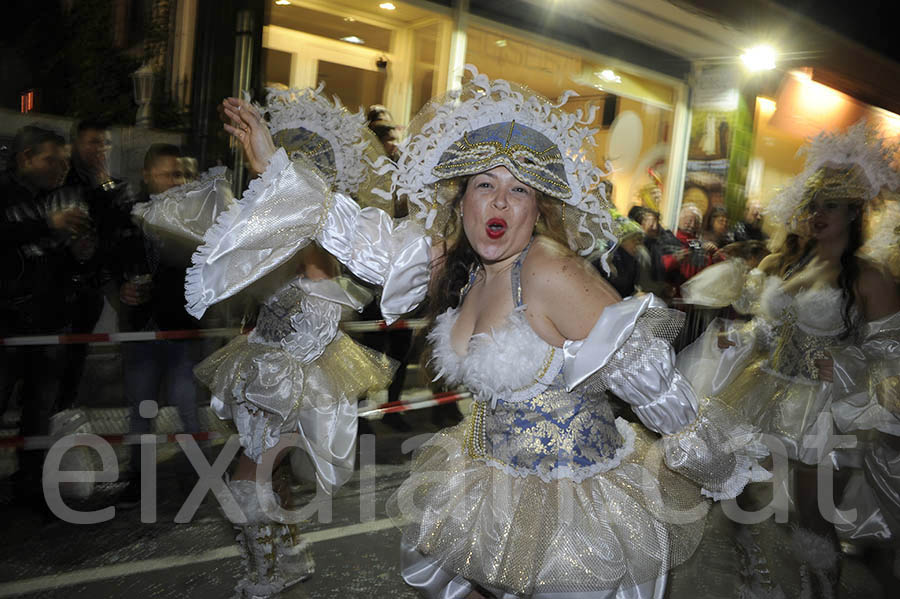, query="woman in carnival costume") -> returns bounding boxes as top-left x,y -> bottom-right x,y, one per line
184,85 -> 395,598
674,121 -> 900,596
220,66 -> 768,598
